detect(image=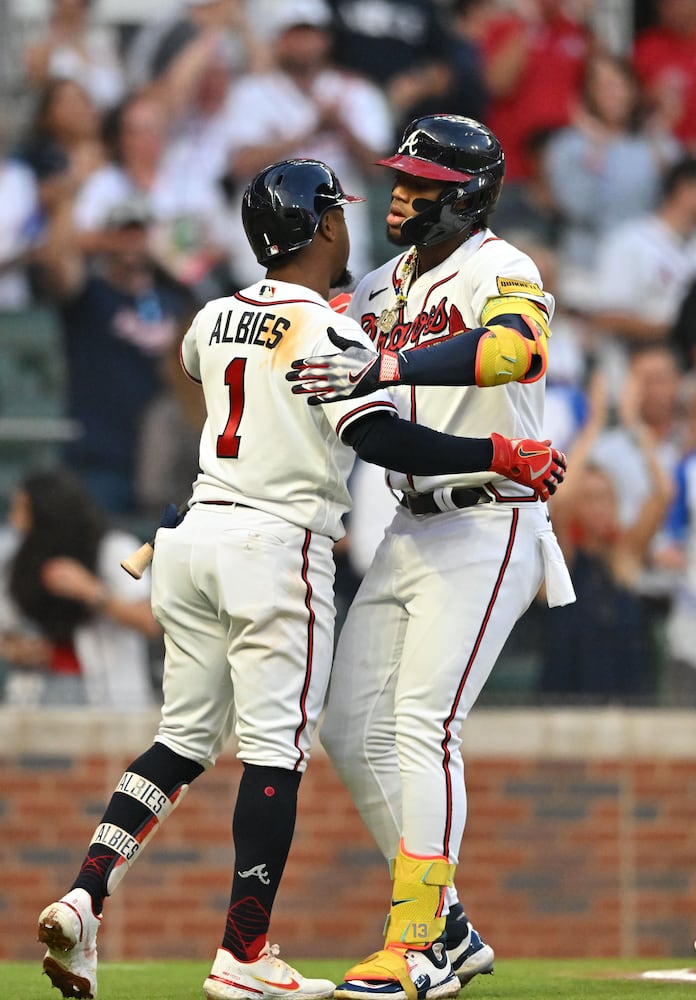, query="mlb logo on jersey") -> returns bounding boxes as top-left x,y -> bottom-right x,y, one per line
259,284 -> 277,298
